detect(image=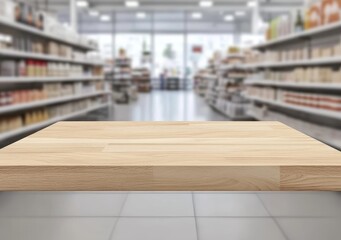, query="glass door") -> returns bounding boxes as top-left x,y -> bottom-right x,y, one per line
153,34 -> 185,89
